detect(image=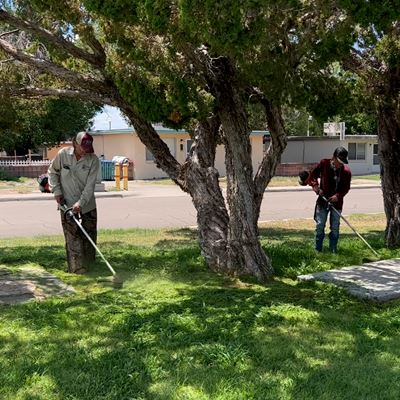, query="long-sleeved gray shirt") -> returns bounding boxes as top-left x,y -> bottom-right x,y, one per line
48,147 -> 99,214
